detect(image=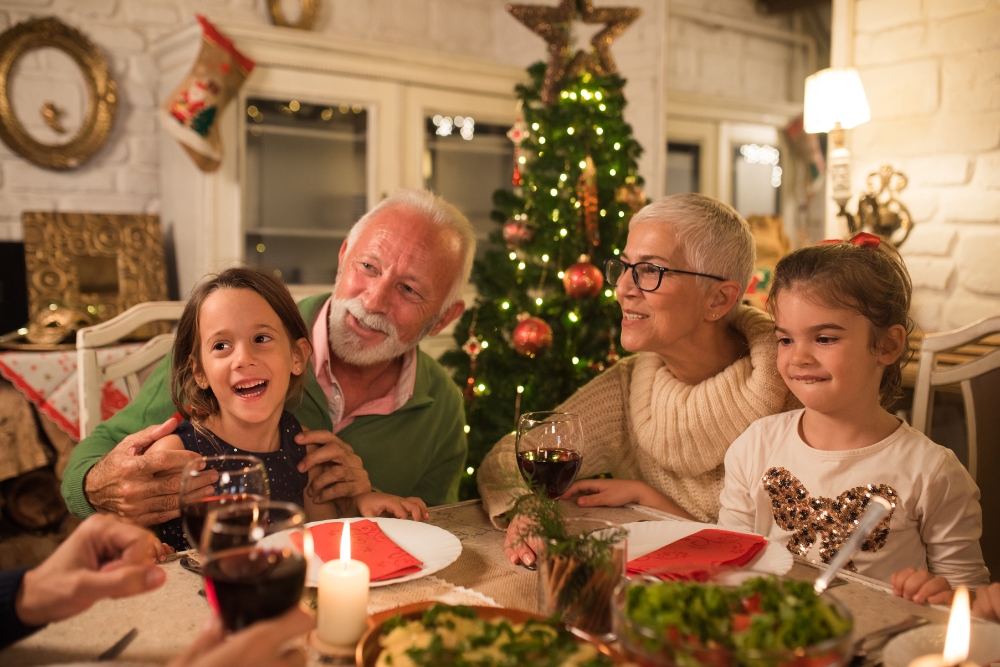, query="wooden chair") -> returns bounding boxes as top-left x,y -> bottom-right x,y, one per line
910,315 -> 1000,579
76,301 -> 185,439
